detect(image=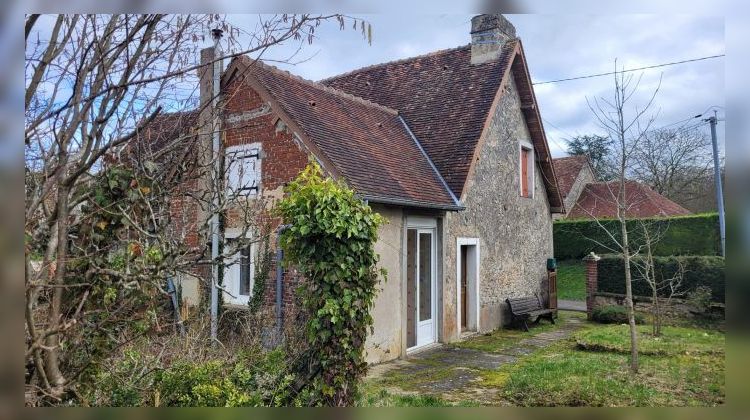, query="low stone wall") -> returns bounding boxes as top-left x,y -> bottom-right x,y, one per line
584,252 -> 725,323
592,292 -> 693,322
